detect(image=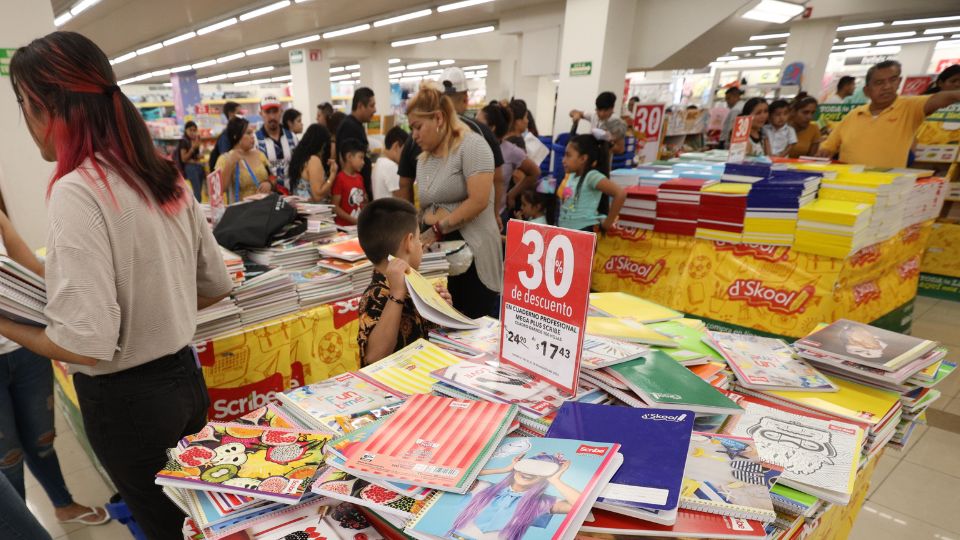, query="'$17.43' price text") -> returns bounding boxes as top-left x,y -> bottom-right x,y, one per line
505,330 -> 571,361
